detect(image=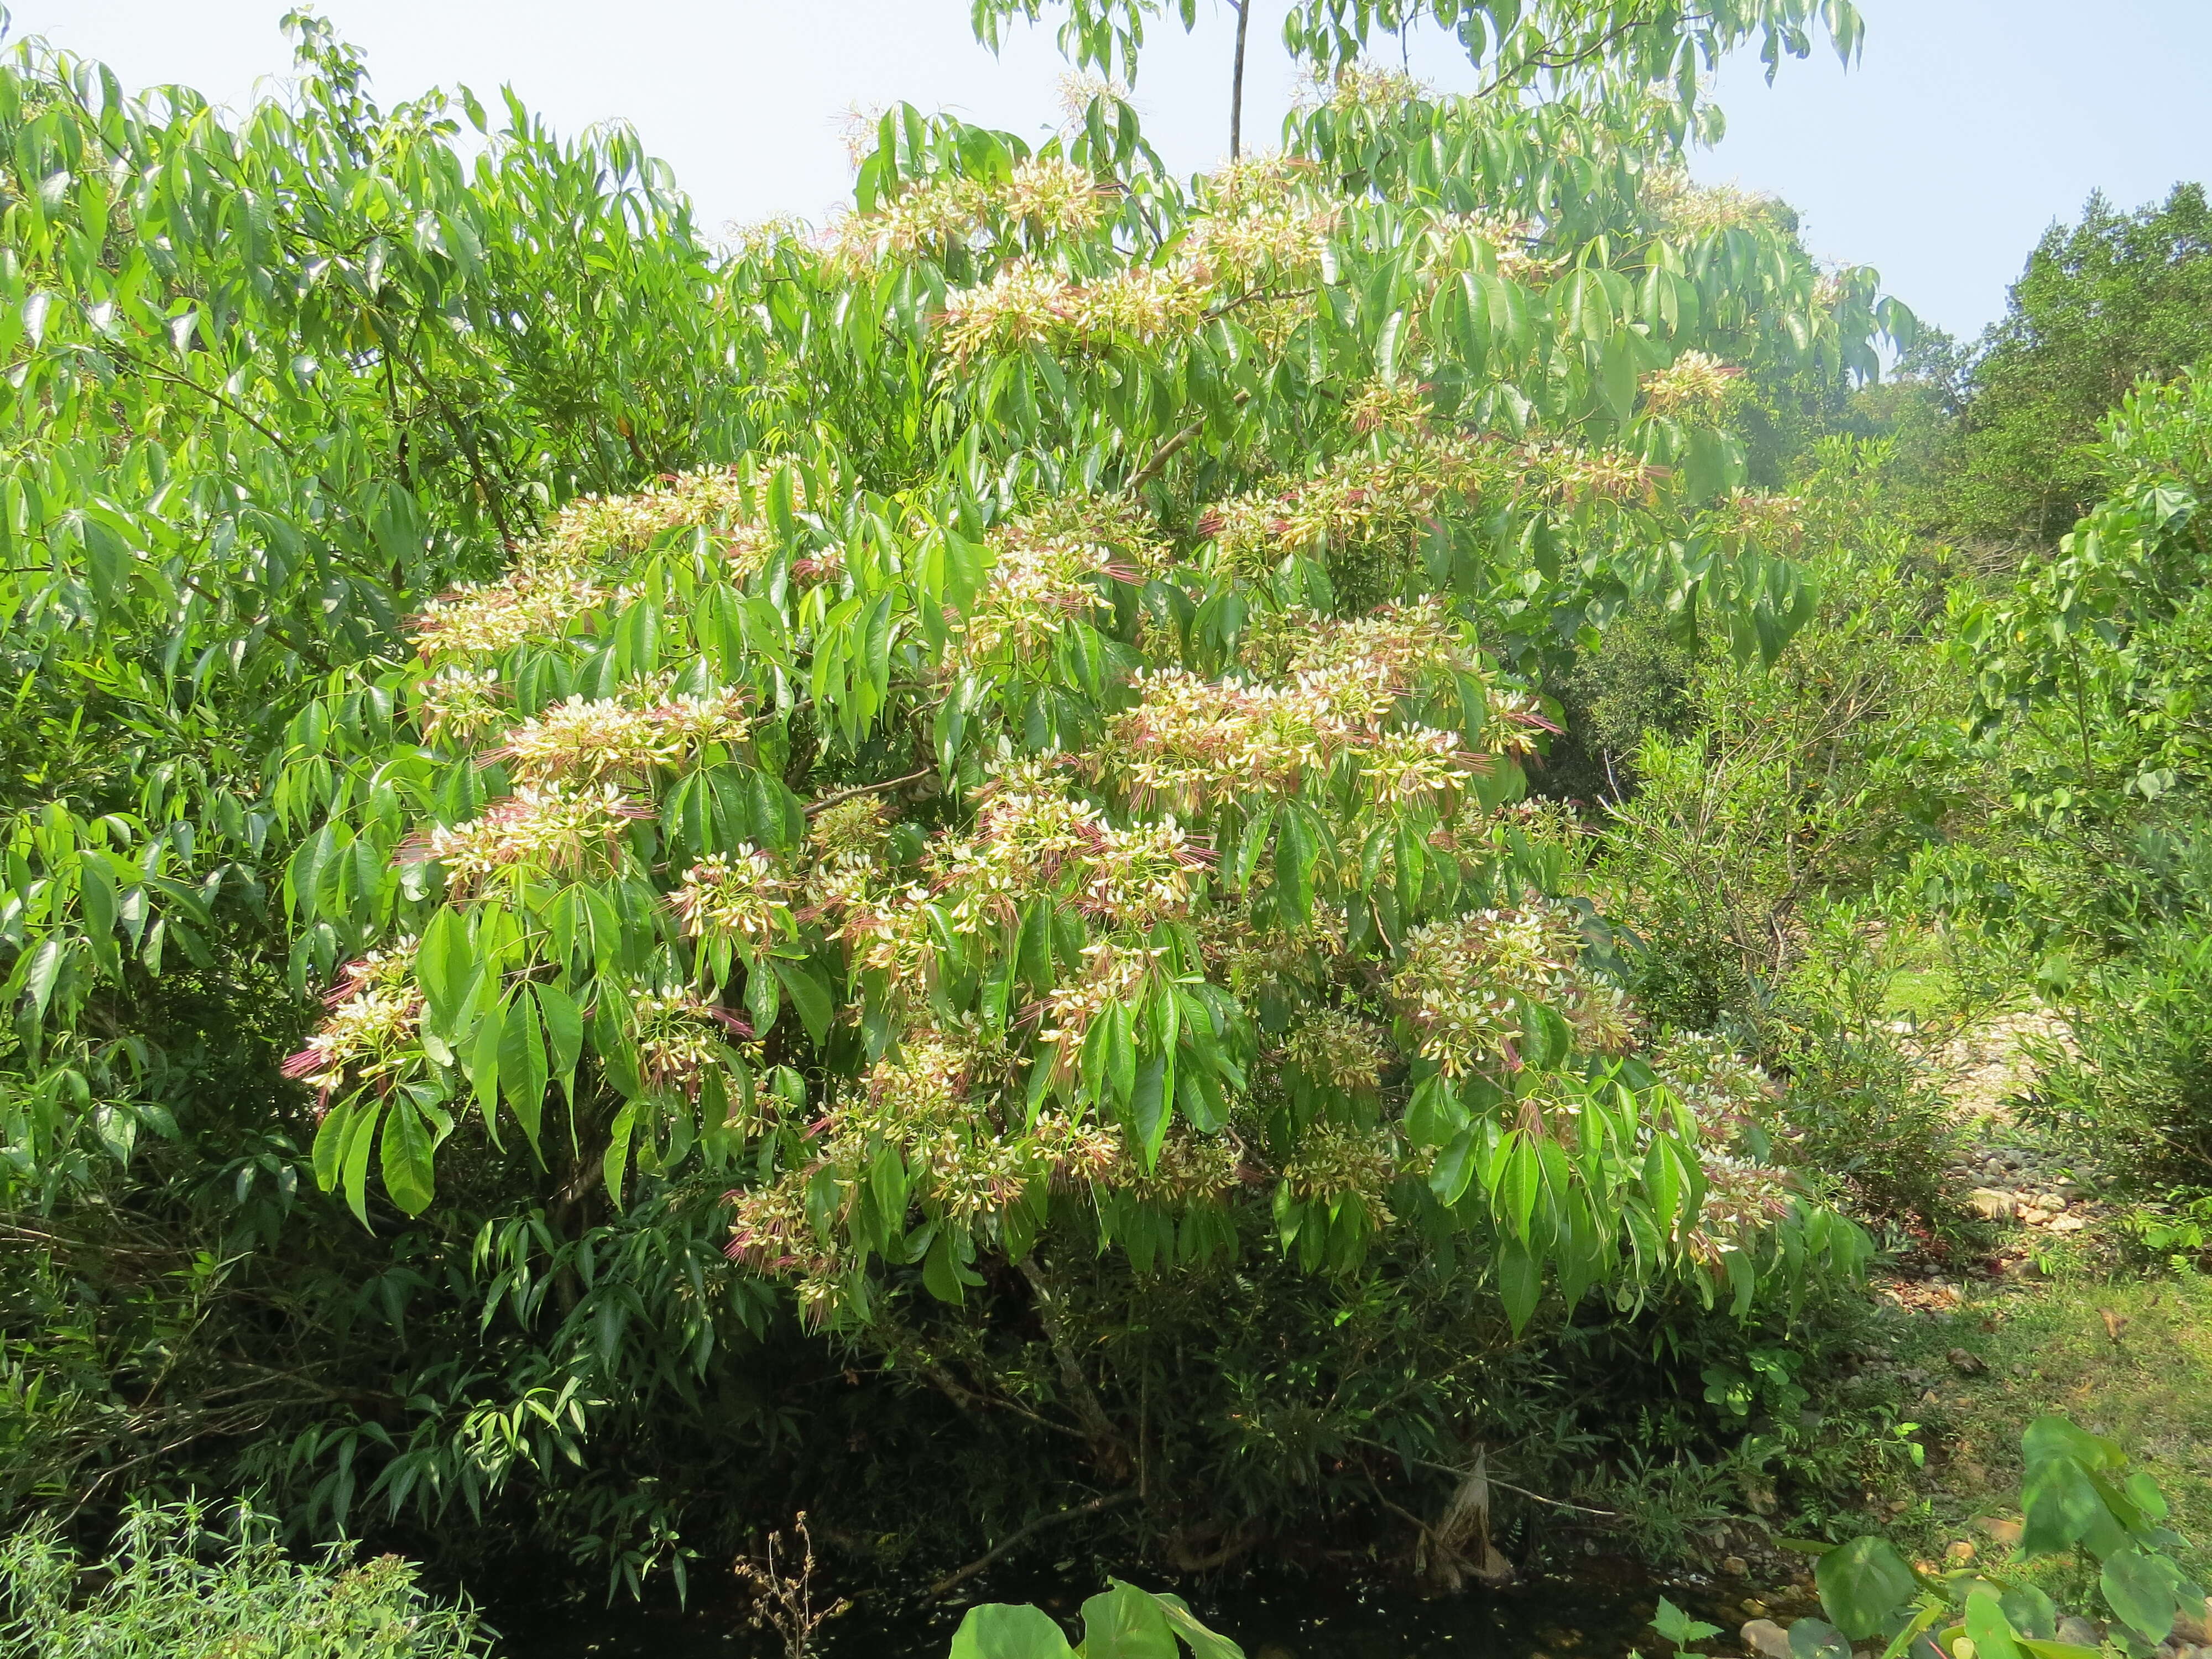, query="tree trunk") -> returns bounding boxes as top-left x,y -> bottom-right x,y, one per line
1229,0 -> 1251,160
